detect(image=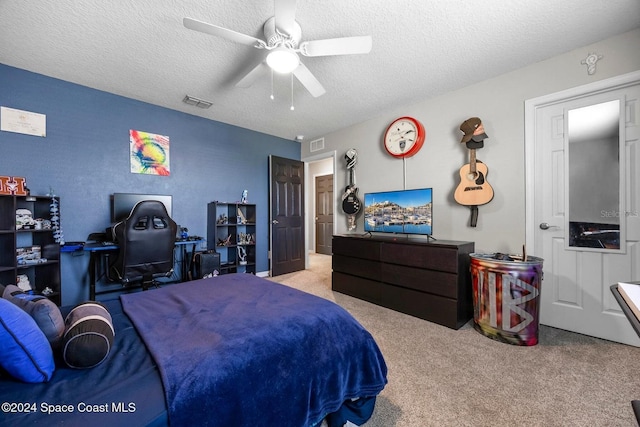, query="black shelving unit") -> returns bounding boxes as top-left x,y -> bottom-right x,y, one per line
207,201 -> 256,274
0,194 -> 61,305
